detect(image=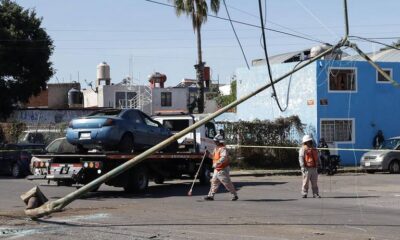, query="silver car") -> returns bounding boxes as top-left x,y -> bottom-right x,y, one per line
360,136 -> 400,174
